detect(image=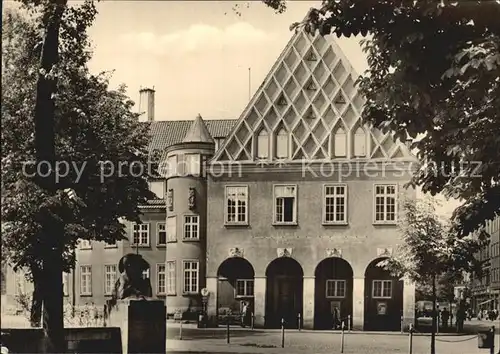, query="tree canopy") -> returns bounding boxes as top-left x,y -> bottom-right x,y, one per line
1,2 -> 154,277
263,0 -> 500,238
